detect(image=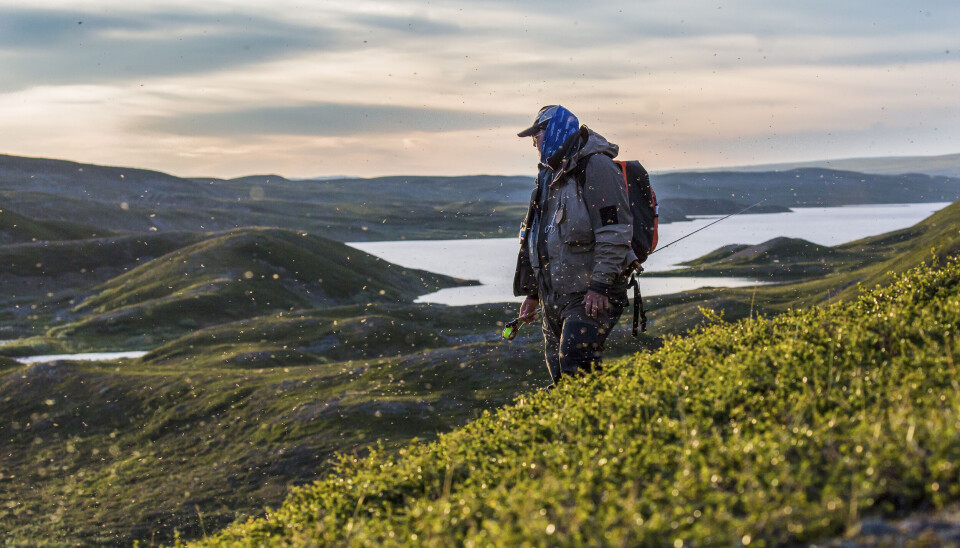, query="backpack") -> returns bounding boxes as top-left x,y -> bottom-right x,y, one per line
615,160 -> 659,265
577,156 -> 659,336
577,157 -> 659,265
